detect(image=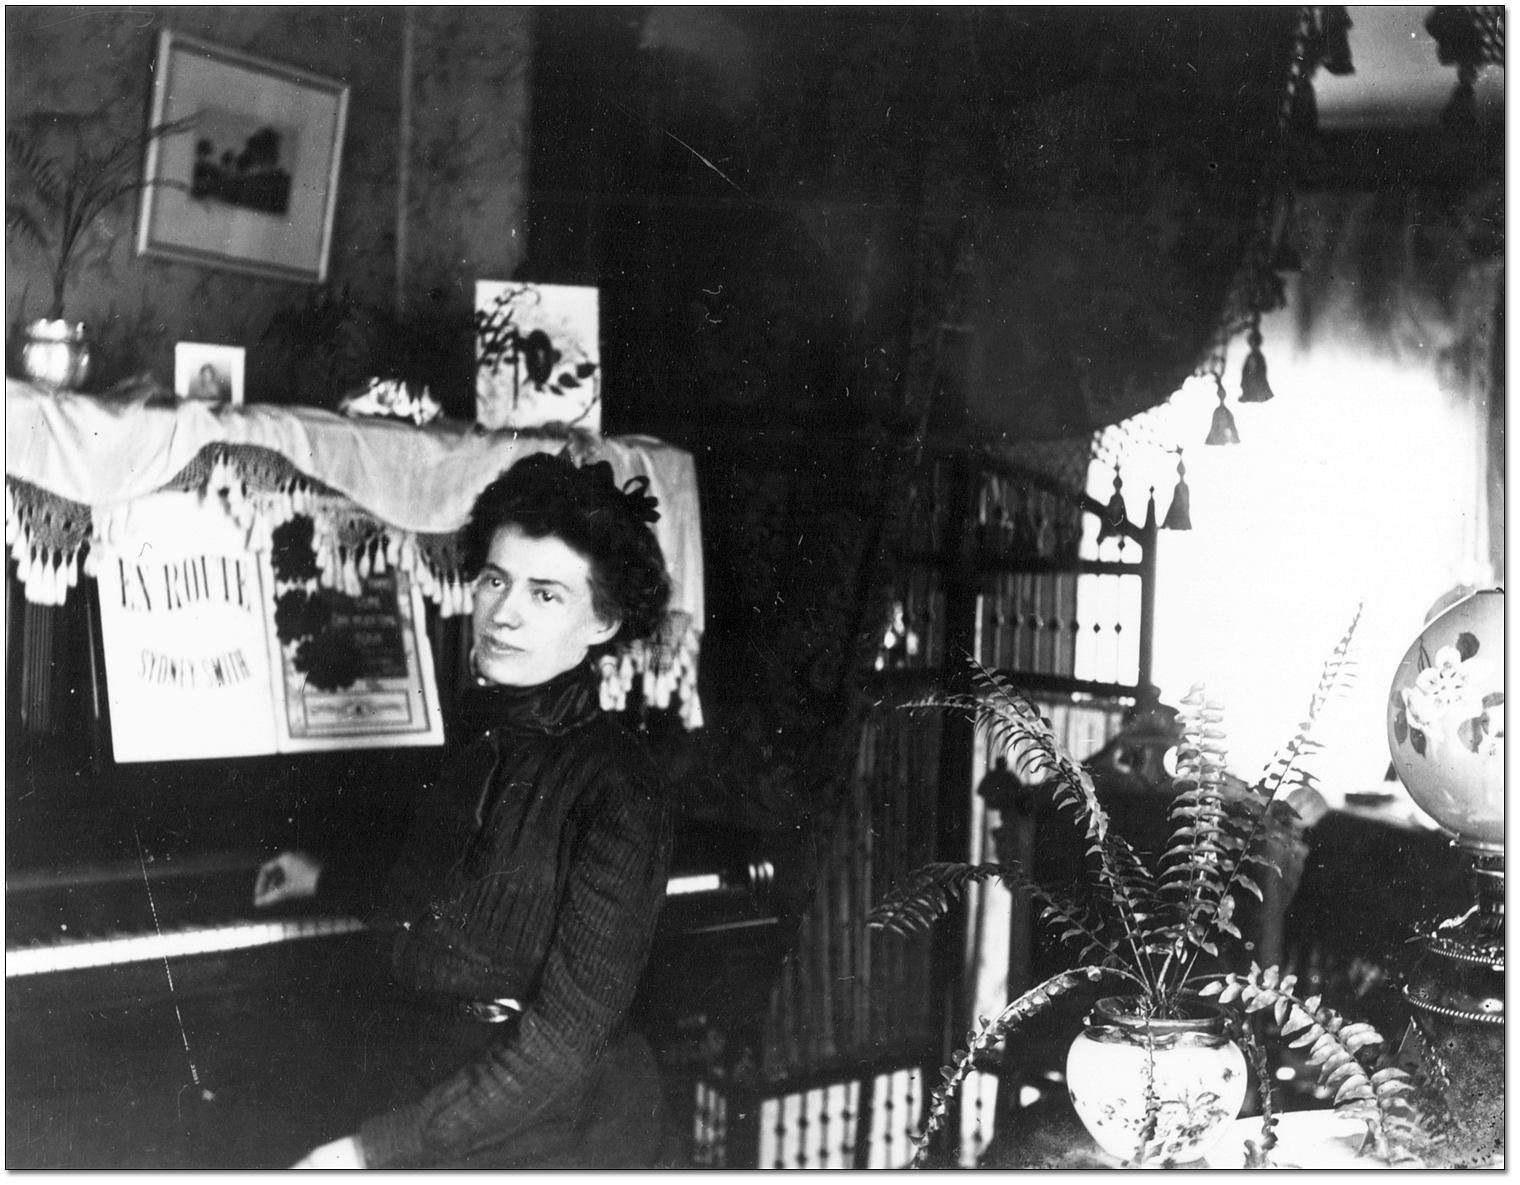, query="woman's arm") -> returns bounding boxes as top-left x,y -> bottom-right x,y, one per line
355,768 -> 674,1168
